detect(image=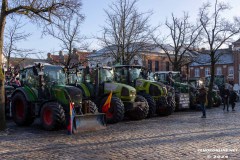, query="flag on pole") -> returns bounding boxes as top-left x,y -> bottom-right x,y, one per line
102,92 -> 112,113
67,102 -> 74,135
